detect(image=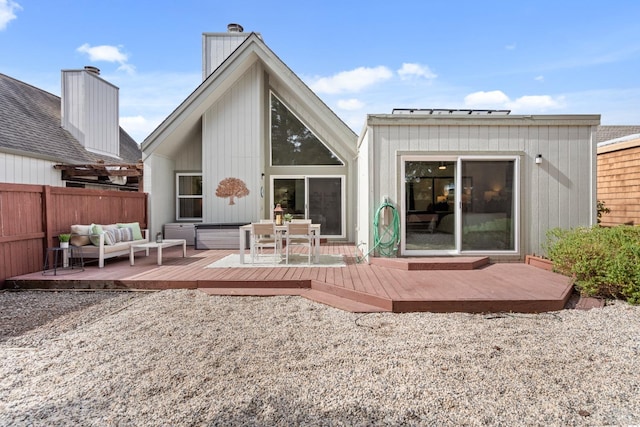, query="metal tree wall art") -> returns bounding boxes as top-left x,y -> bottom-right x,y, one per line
215,177 -> 250,205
